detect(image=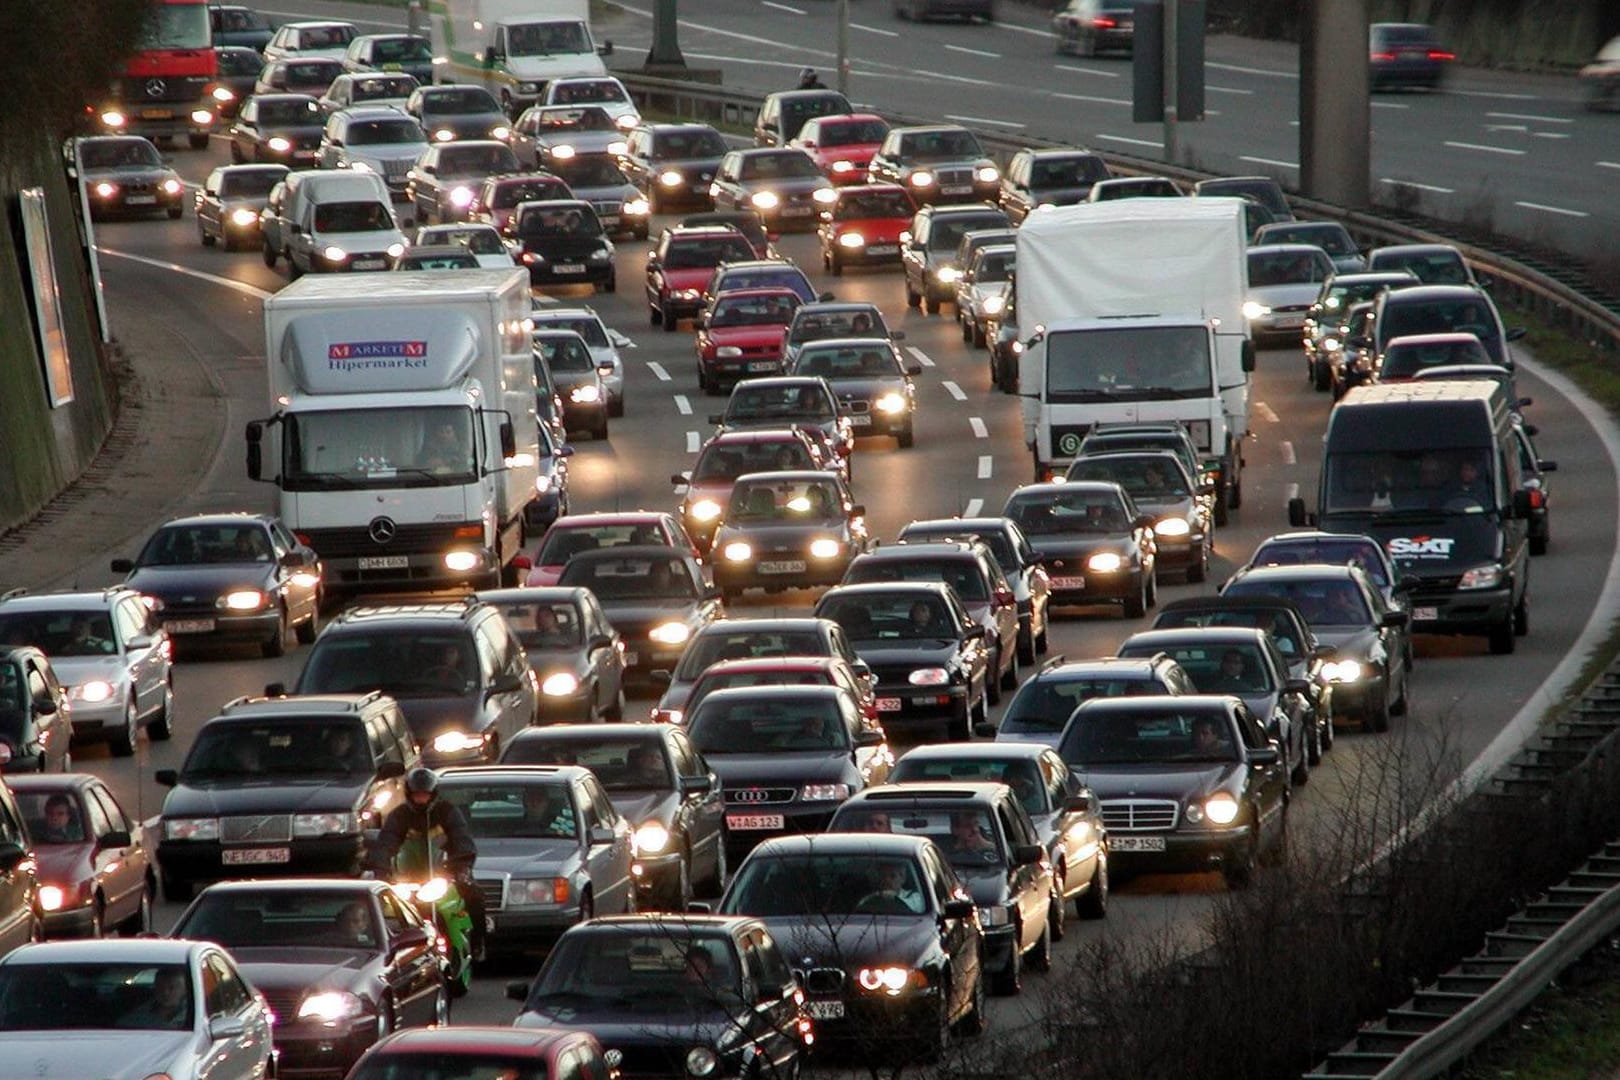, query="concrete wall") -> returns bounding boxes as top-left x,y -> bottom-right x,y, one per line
0,136 -> 116,532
